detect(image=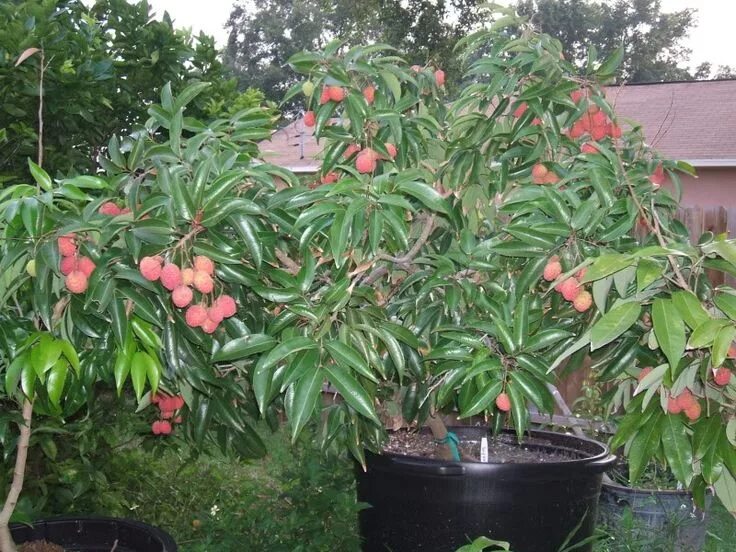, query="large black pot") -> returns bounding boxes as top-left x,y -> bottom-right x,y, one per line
356,427 -> 615,552
598,481 -> 709,552
10,516 -> 177,552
